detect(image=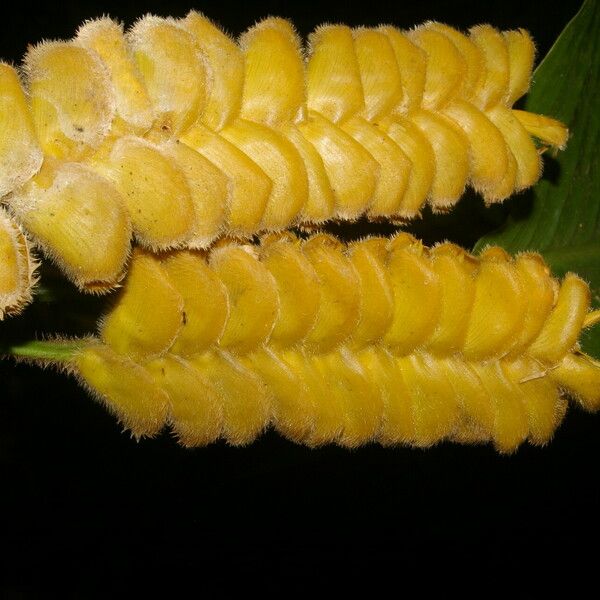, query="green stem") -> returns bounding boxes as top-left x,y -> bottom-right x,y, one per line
5,339 -> 84,362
